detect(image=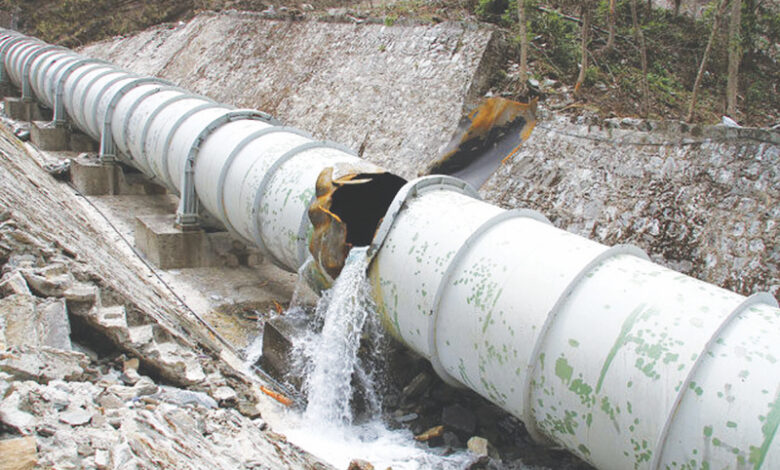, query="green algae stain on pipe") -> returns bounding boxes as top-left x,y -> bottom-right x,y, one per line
596,303 -> 647,394
749,391 -> 780,469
